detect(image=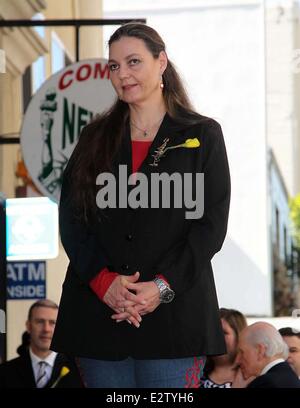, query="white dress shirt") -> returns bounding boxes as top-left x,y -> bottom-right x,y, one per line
260,358 -> 285,376
29,348 -> 57,386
